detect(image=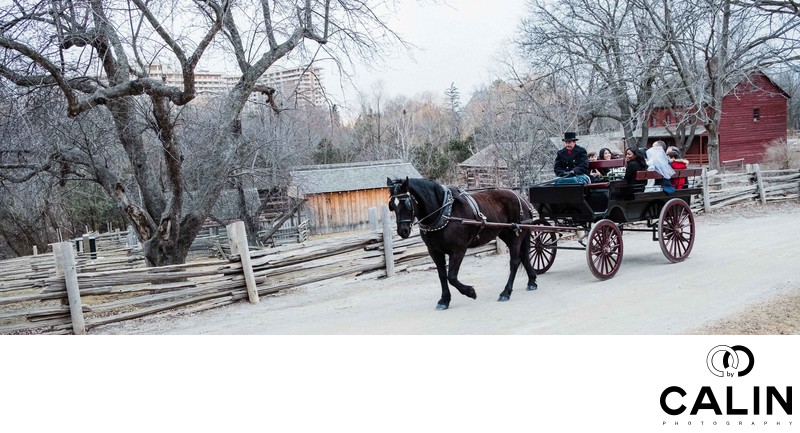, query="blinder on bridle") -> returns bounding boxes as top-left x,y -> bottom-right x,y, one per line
389,193 -> 413,212
388,180 -> 415,224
